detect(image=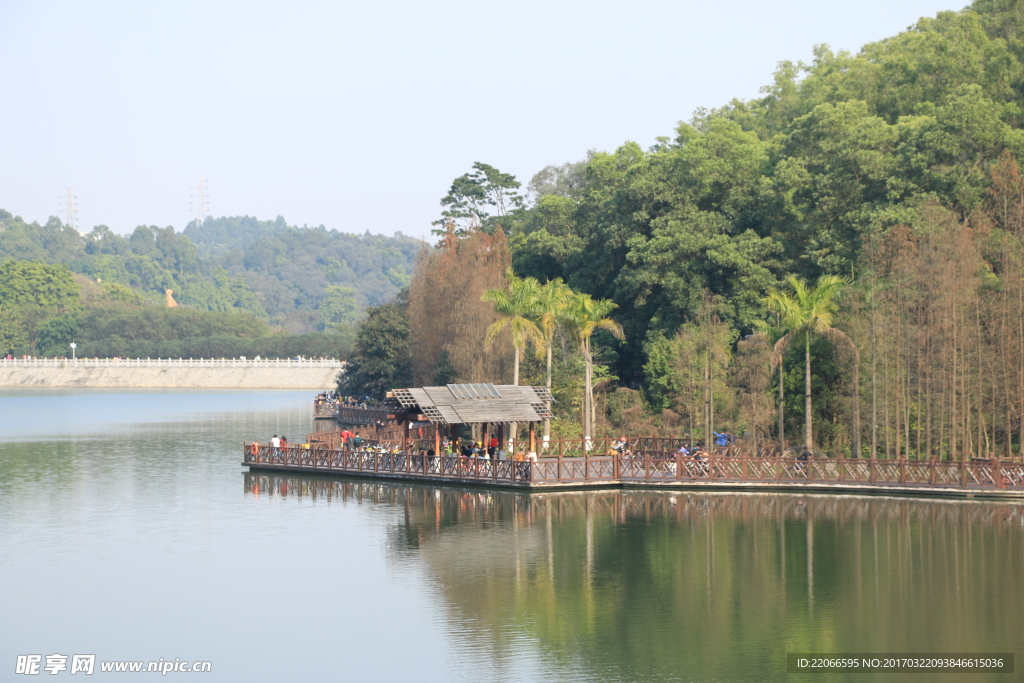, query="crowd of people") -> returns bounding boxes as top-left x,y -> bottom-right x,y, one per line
334,428 -> 365,450
431,437 -> 537,462
314,391 -> 383,411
